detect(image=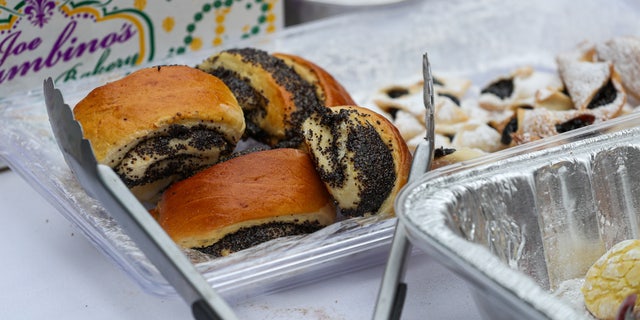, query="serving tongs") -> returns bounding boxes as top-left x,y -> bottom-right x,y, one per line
373,53 -> 435,320
43,78 -> 238,320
